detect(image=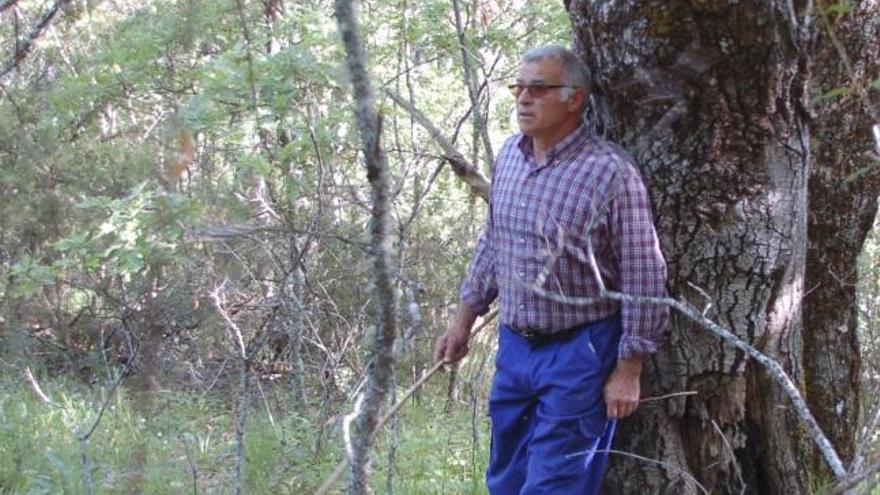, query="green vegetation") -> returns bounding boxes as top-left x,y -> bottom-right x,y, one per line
0,376 -> 490,494
1,0 -> 878,493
